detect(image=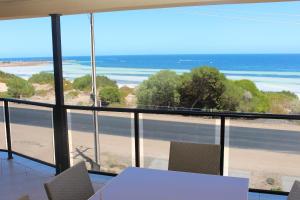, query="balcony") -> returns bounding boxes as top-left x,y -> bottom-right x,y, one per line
0,98 -> 299,199
1,0 -> 300,199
